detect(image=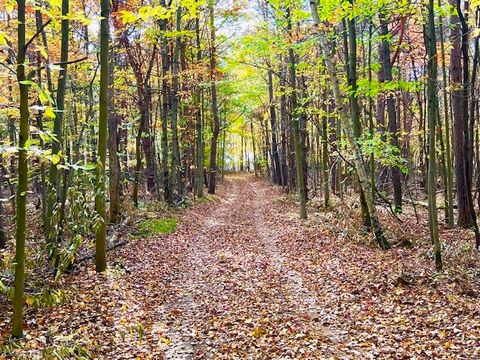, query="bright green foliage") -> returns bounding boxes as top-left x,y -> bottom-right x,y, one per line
137,218 -> 178,237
